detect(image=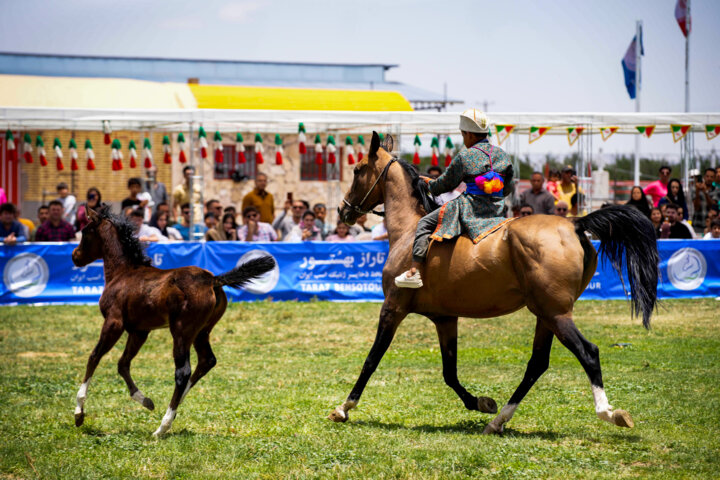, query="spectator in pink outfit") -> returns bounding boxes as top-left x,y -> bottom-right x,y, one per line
326,221 -> 355,242
0,187 -> 6,204
643,166 -> 672,207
